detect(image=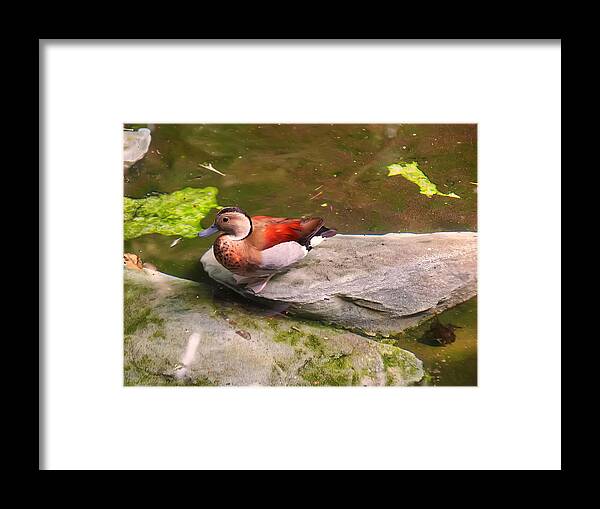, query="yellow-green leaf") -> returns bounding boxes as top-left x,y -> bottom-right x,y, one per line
386,161 -> 460,199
